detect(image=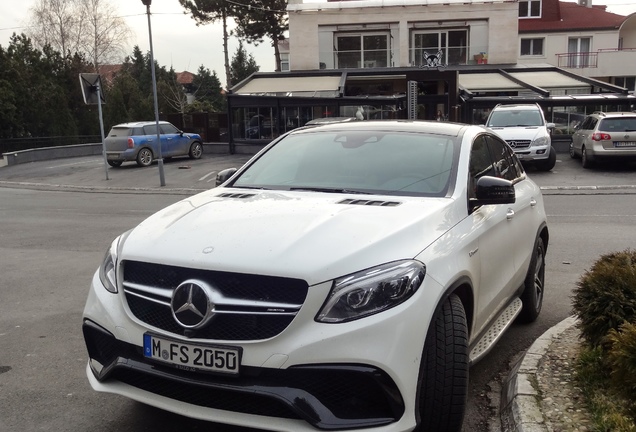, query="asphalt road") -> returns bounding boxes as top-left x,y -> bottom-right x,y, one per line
1,151 -> 635,432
